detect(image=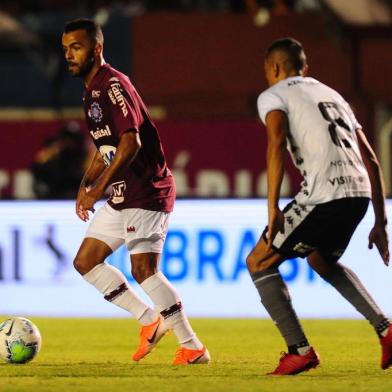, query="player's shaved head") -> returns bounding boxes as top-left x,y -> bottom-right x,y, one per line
64,18 -> 104,45
266,37 -> 307,73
